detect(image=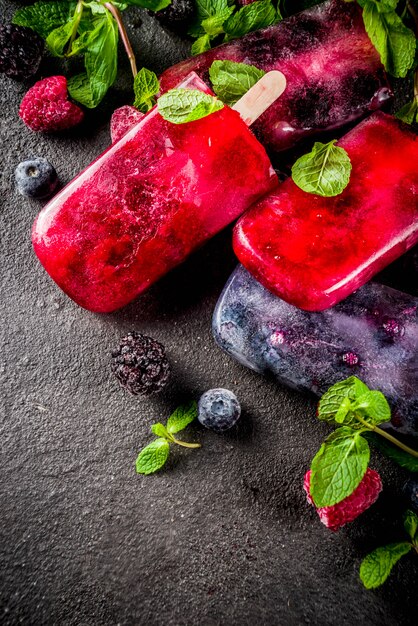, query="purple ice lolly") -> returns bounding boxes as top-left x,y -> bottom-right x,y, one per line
213,265 -> 418,436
